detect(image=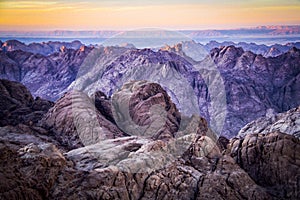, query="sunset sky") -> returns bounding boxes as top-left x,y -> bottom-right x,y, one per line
0,0 -> 300,31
